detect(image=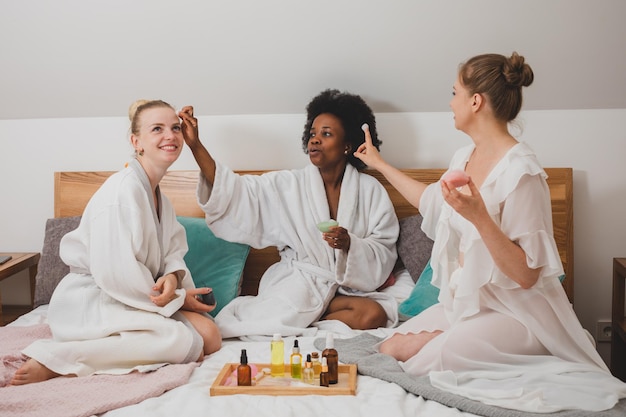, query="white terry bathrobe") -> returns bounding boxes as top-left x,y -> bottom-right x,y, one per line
201,162 -> 399,339
22,160 -> 203,376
